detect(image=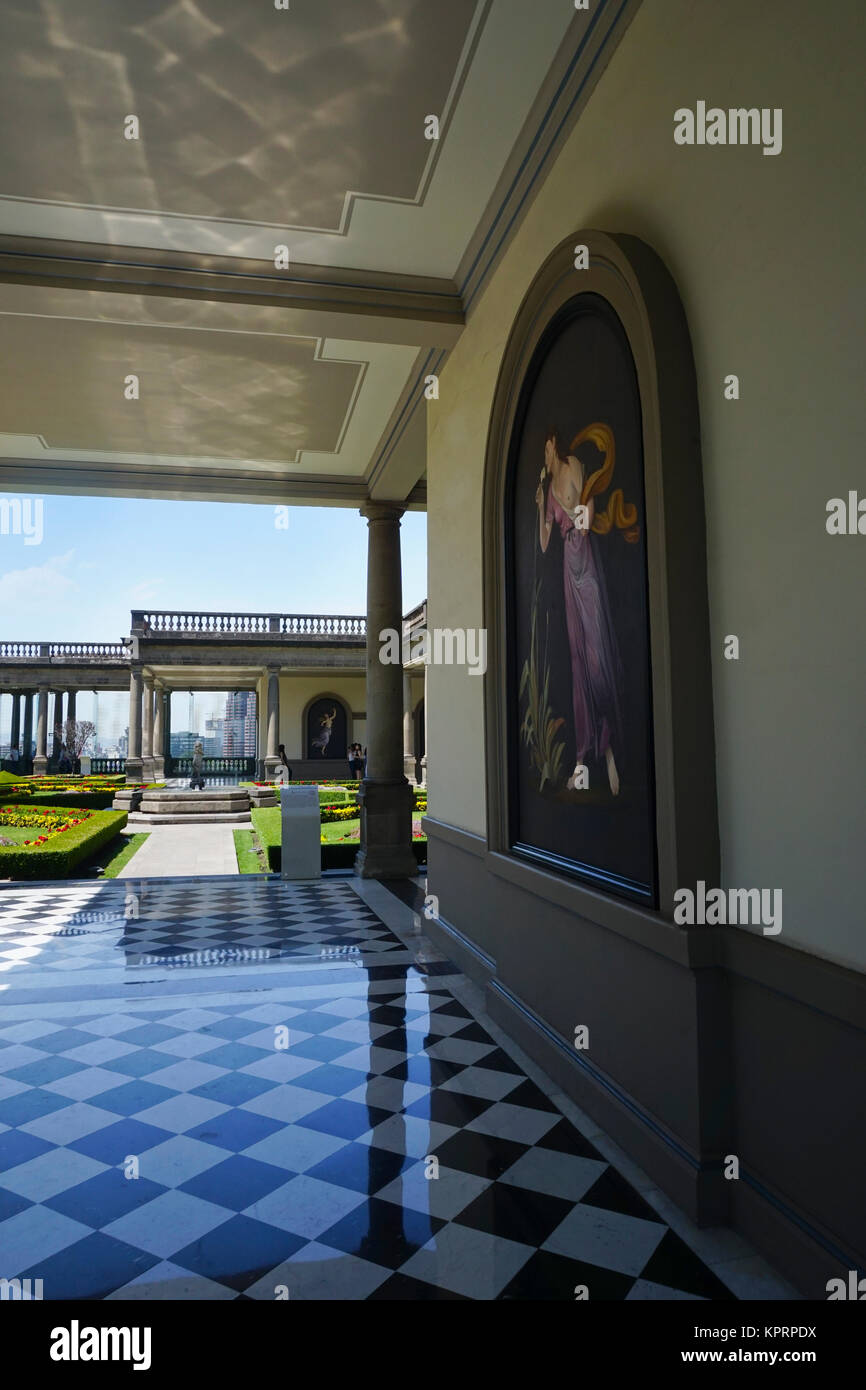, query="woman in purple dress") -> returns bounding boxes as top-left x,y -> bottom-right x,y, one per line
311,708 -> 337,757
535,424 -> 638,797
